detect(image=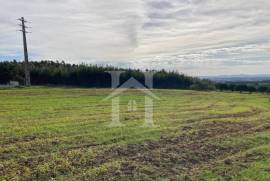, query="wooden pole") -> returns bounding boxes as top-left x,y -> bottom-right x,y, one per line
19,17 -> 31,86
